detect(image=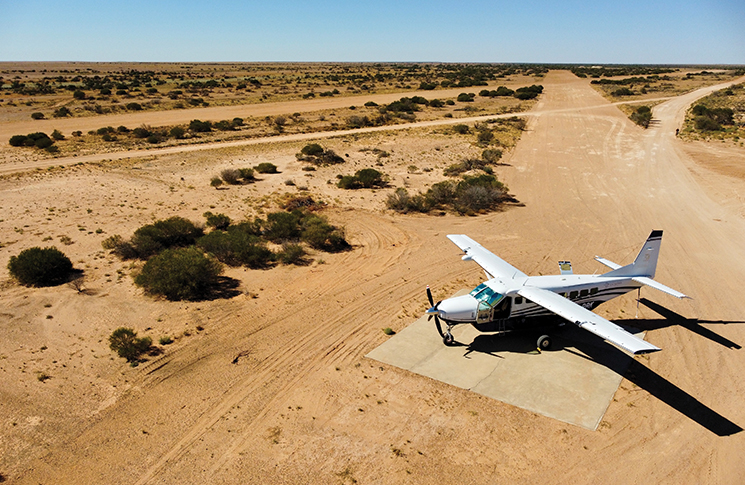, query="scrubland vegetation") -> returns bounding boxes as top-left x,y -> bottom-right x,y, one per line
680,83 -> 744,143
